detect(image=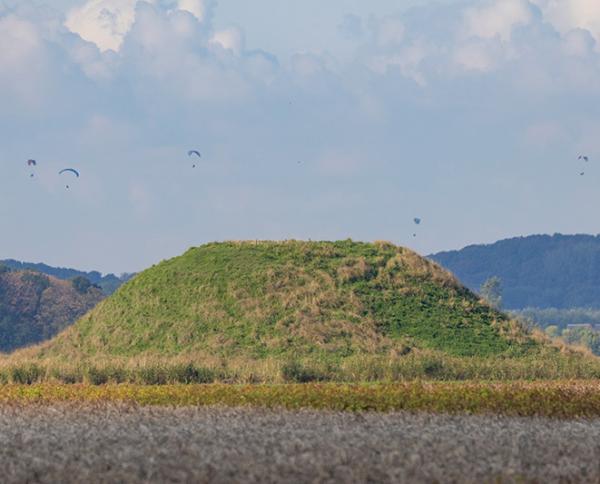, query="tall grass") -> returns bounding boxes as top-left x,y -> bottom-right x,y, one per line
1,349 -> 599,385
